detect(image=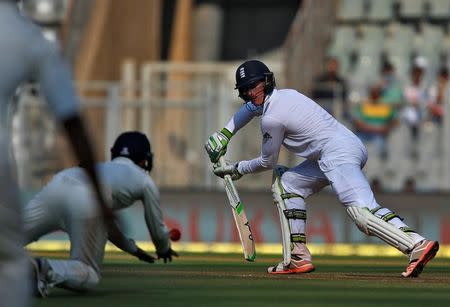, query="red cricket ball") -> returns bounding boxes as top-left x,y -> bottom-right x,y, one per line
169,228 -> 181,241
